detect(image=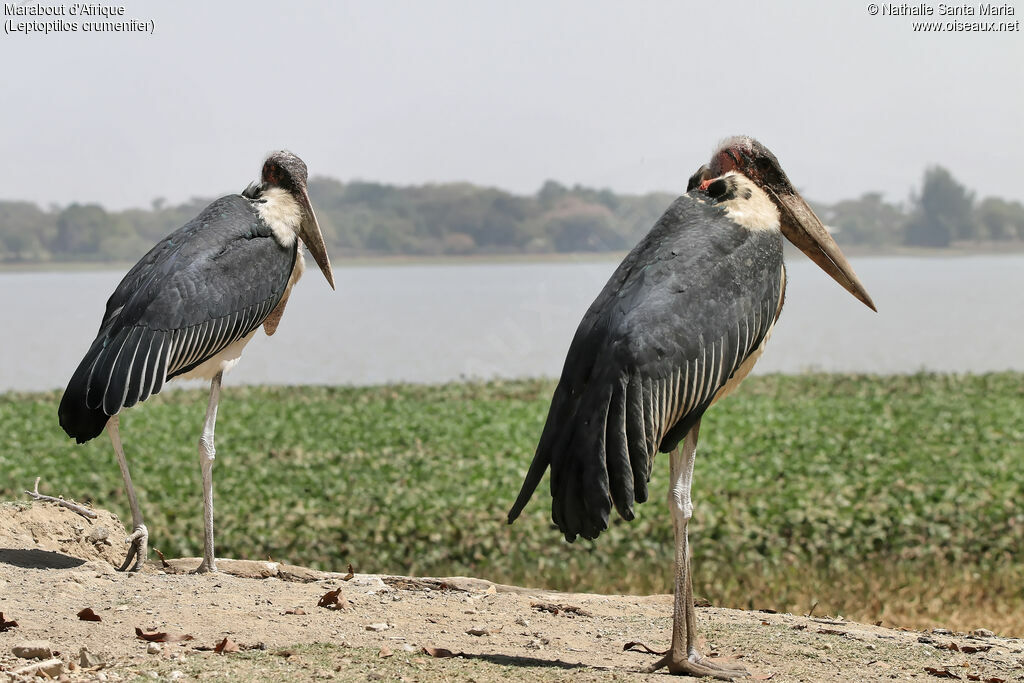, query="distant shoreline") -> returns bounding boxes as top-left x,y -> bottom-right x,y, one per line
2,242 -> 1023,274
